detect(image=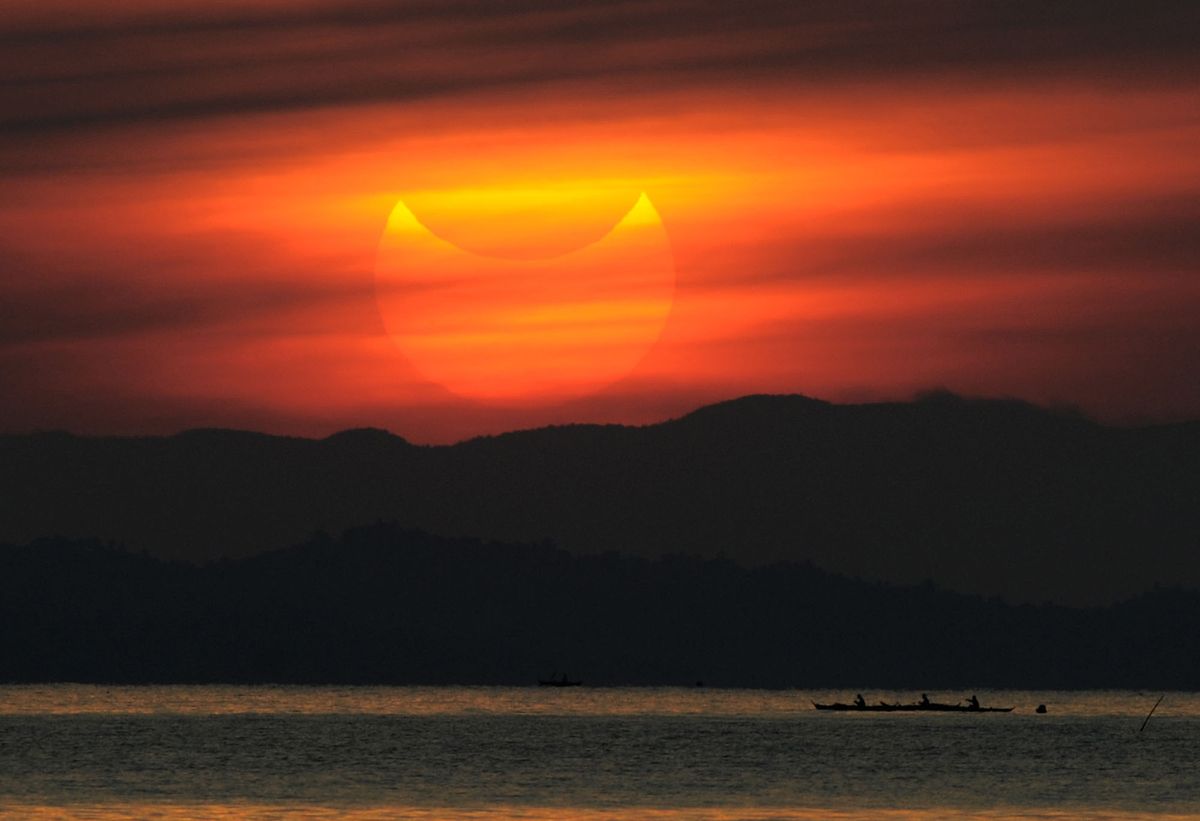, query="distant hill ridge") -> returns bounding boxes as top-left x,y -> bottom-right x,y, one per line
3,525 -> 1199,687
3,392 -> 1198,605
